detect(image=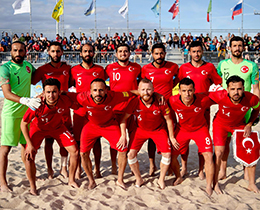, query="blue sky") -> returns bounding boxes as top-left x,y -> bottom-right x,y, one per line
0,0 -> 259,39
